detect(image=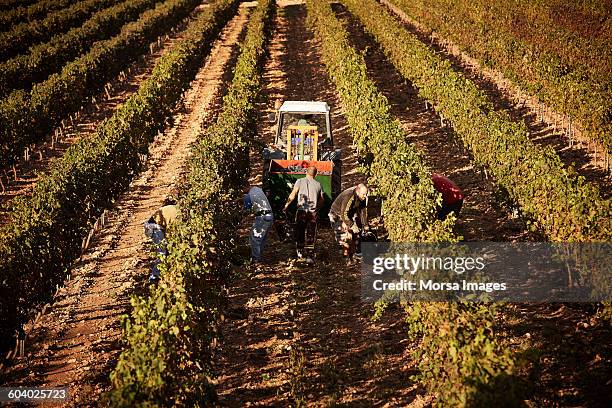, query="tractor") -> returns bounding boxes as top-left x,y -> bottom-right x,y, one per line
262,101 -> 342,231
